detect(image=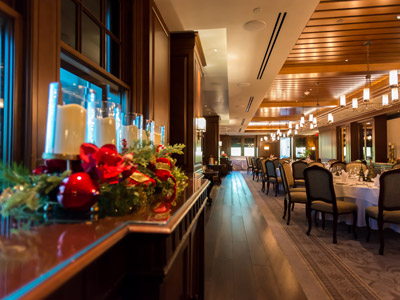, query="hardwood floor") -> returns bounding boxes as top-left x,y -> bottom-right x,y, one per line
204,171 -> 307,300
